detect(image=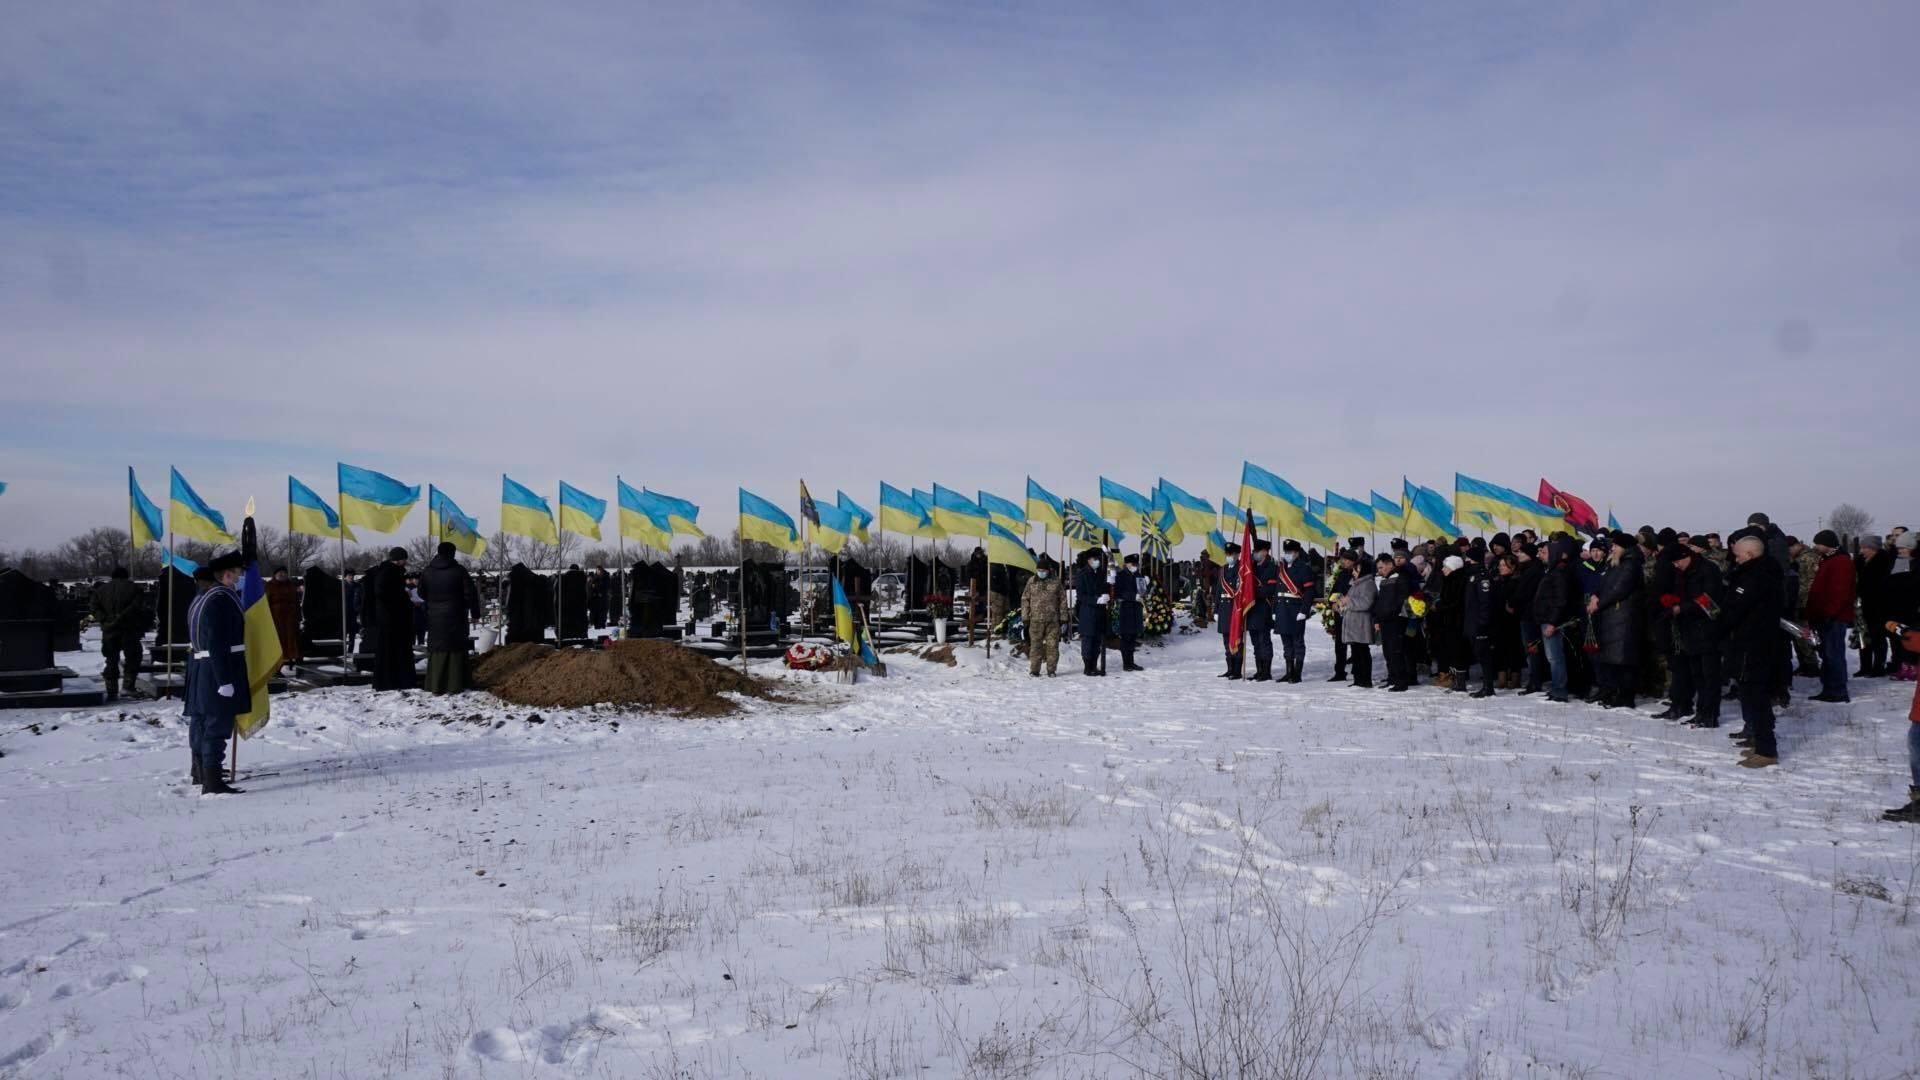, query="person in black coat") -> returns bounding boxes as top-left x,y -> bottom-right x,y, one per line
1247,540 -> 1281,682
1275,540 -> 1318,683
1856,537 -> 1893,676
1113,554 -> 1147,671
1654,546 -> 1726,727
1463,554 -> 1497,697
1214,542 -> 1246,679
185,554 -> 251,793
1326,555 -> 1354,681
1725,536 -> 1787,766
419,543 -> 482,695
1509,543 -> 1547,693
1587,534 -> 1644,708
1072,548 -> 1110,676
504,563 -> 549,644
1532,538 -> 1580,702
366,547 -> 416,691
1372,553 -> 1413,691
587,568 -> 610,630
